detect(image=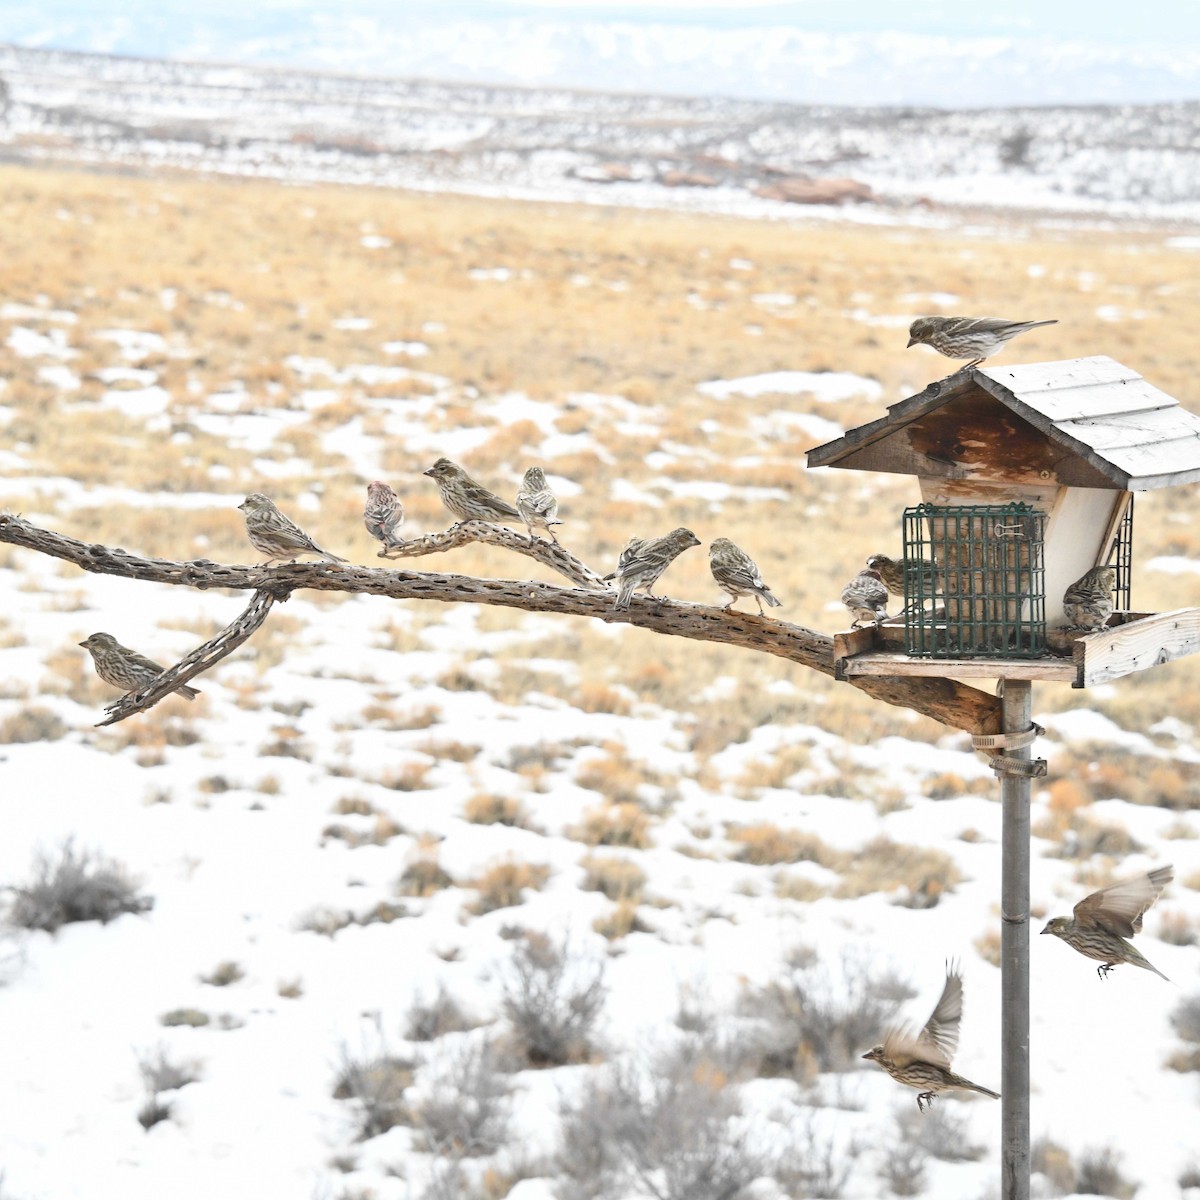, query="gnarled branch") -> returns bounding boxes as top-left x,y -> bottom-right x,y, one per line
377,521 -> 607,589
0,512 -> 1002,737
